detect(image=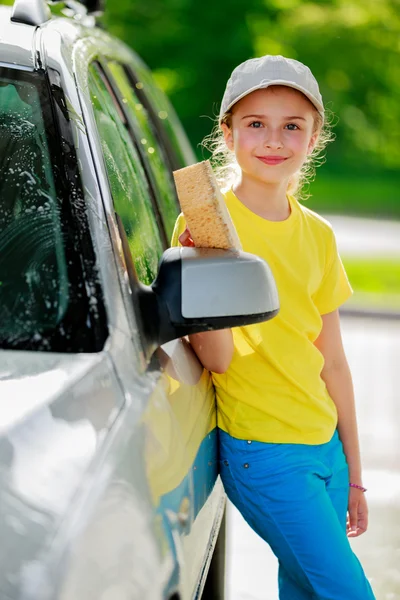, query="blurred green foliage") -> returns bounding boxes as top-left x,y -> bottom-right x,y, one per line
103,0 -> 399,216
344,258 -> 400,295
343,257 -> 400,310
2,0 -> 398,216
